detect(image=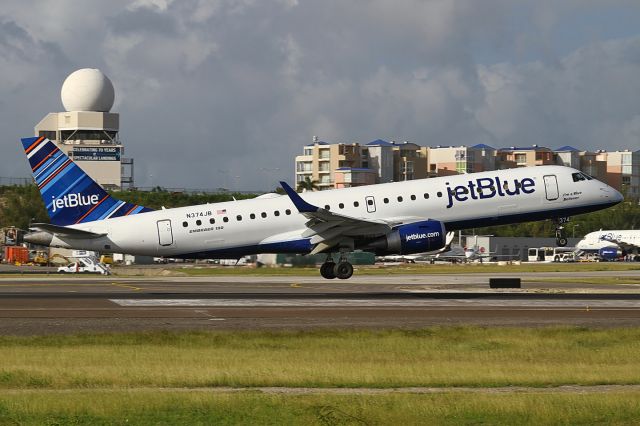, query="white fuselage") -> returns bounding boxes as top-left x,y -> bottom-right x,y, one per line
576,230 -> 640,252
48,165 -> 622,258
